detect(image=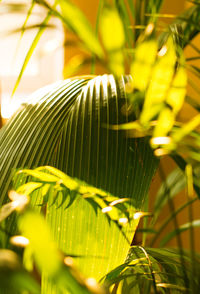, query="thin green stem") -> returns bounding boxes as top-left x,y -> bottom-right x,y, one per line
158,164 -> 190,293
139,246 -> 158,294
188,78 -> 200,95
135,0 -> 143,41
188,42 -> 200,54
150,196 -> 197,247
187,56 -> 200,61
142,196 -> 149,247
185,165 -> 196,293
